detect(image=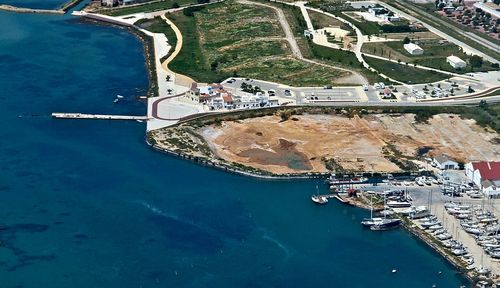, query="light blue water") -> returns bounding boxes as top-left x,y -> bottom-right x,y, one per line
0,7 -> 469,288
